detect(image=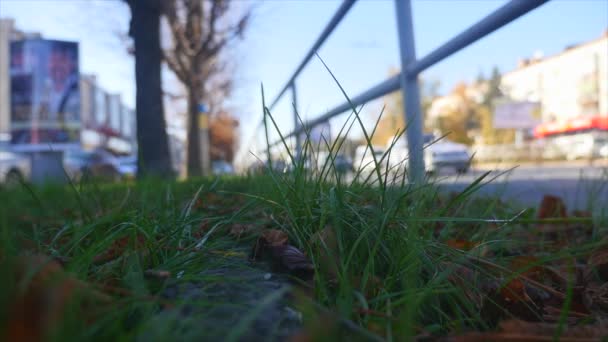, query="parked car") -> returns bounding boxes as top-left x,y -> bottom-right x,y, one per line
212,160 -> 235,175
0,150 -> 31,186
384,134 -> 471,174
424,140 -> 471,174
354,145 -> 387,173
63,148 -> 136,181
247,159 -> 288,175
314,152 -> 353,174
